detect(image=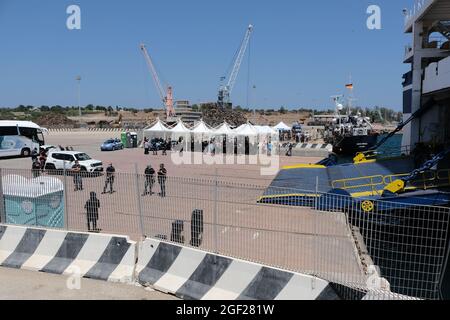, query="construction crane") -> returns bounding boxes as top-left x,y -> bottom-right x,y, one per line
218,24 -> 254,108
140,44 -> 176,119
